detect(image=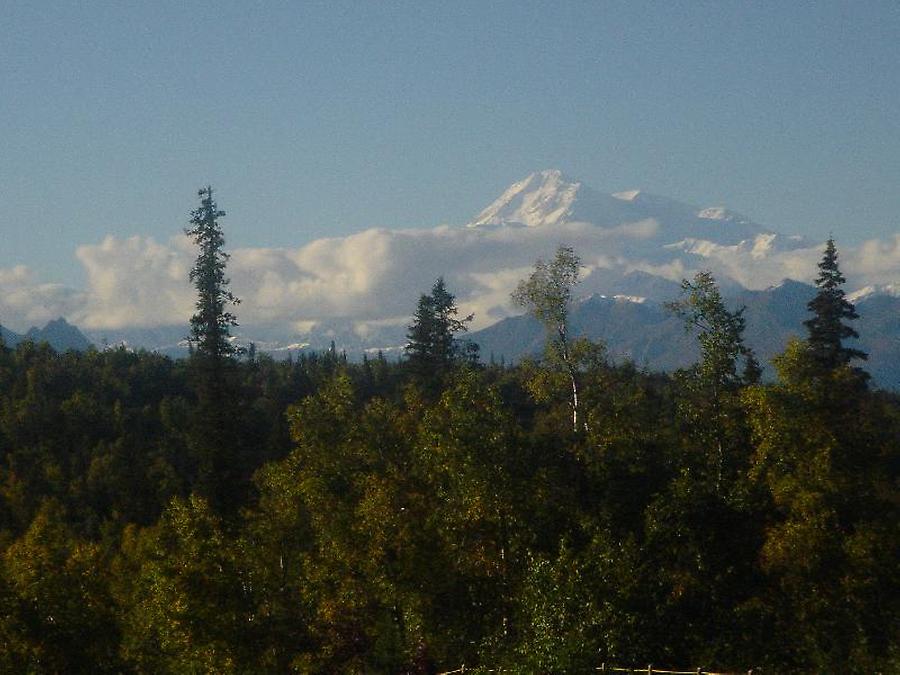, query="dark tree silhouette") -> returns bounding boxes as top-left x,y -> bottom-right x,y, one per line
804,237 -> 867,371
406,277 -> 476,389
184,187 -> 245,510
186,186 -> 241,363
